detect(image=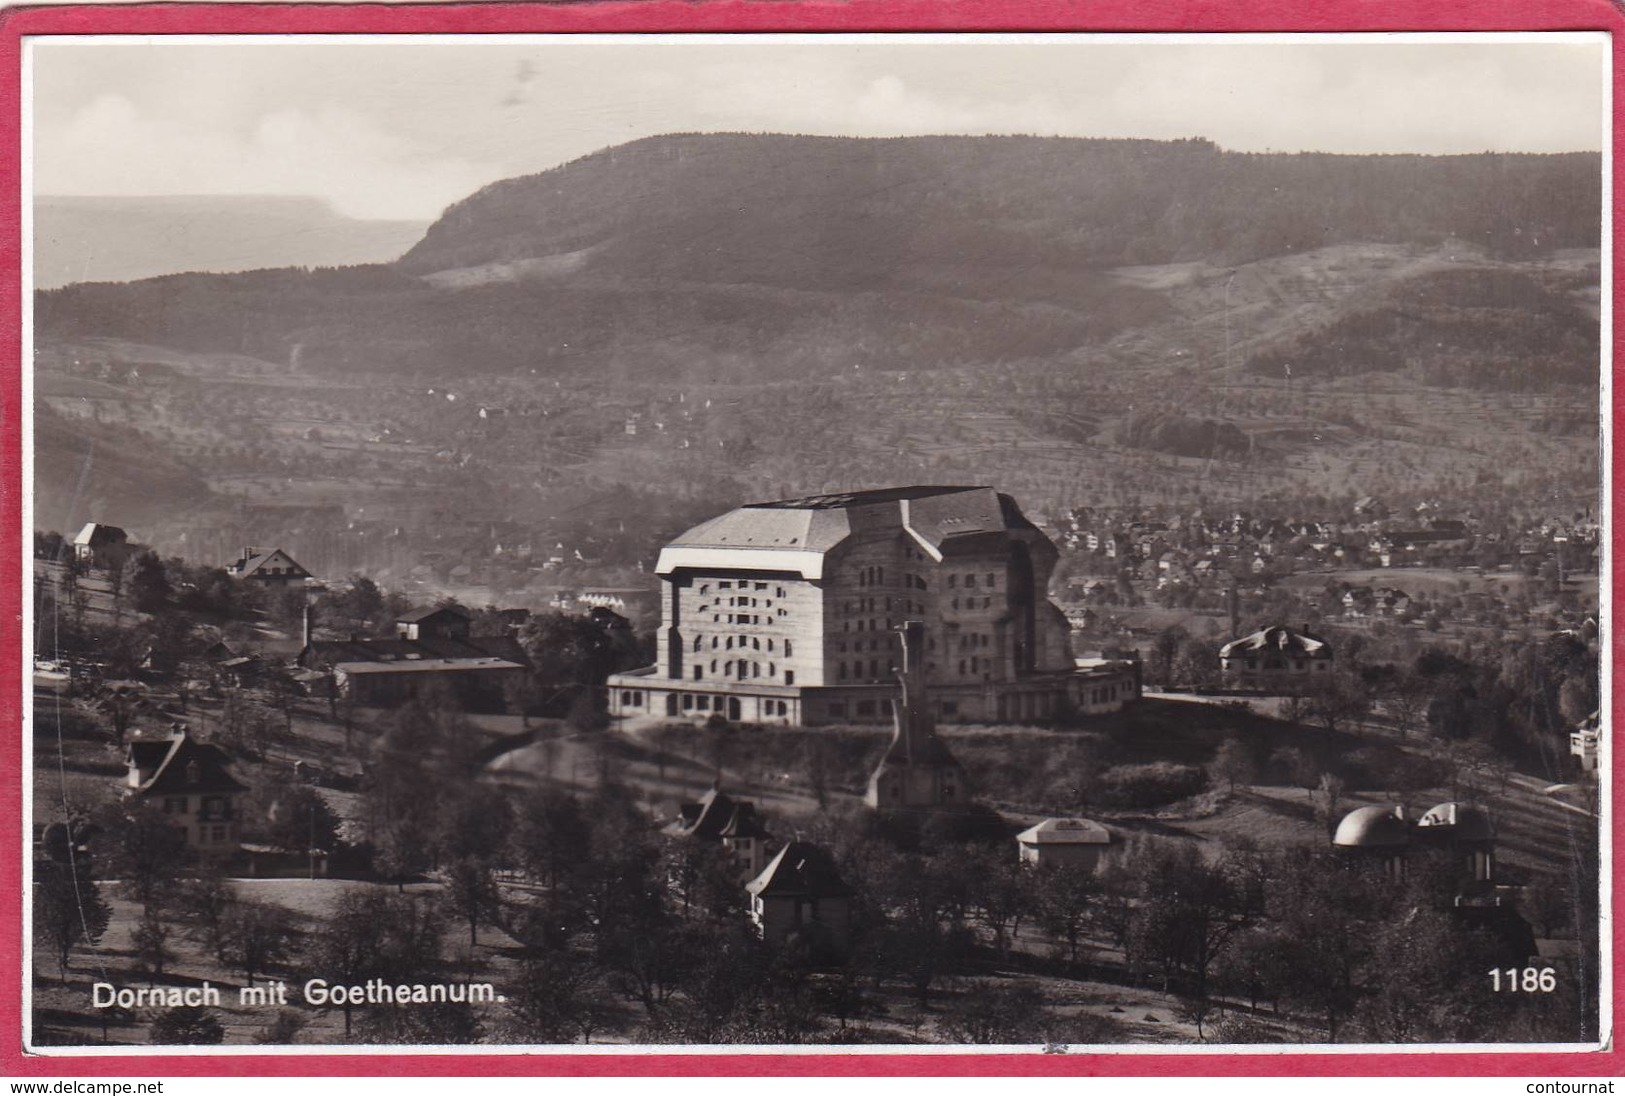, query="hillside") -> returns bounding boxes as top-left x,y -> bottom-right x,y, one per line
36,135 -> 1600,382
34,196 -> 428,290
30,134 -> 1603,565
